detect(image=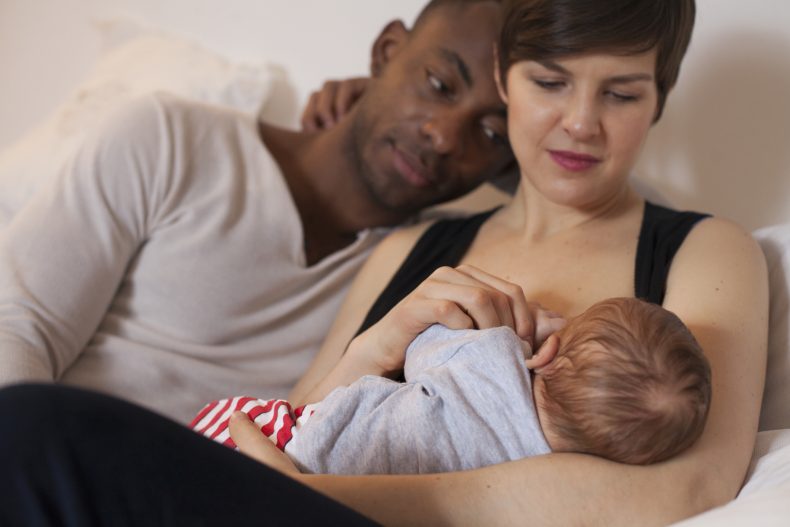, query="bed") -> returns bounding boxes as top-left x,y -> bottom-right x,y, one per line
1,2 -> 789,524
